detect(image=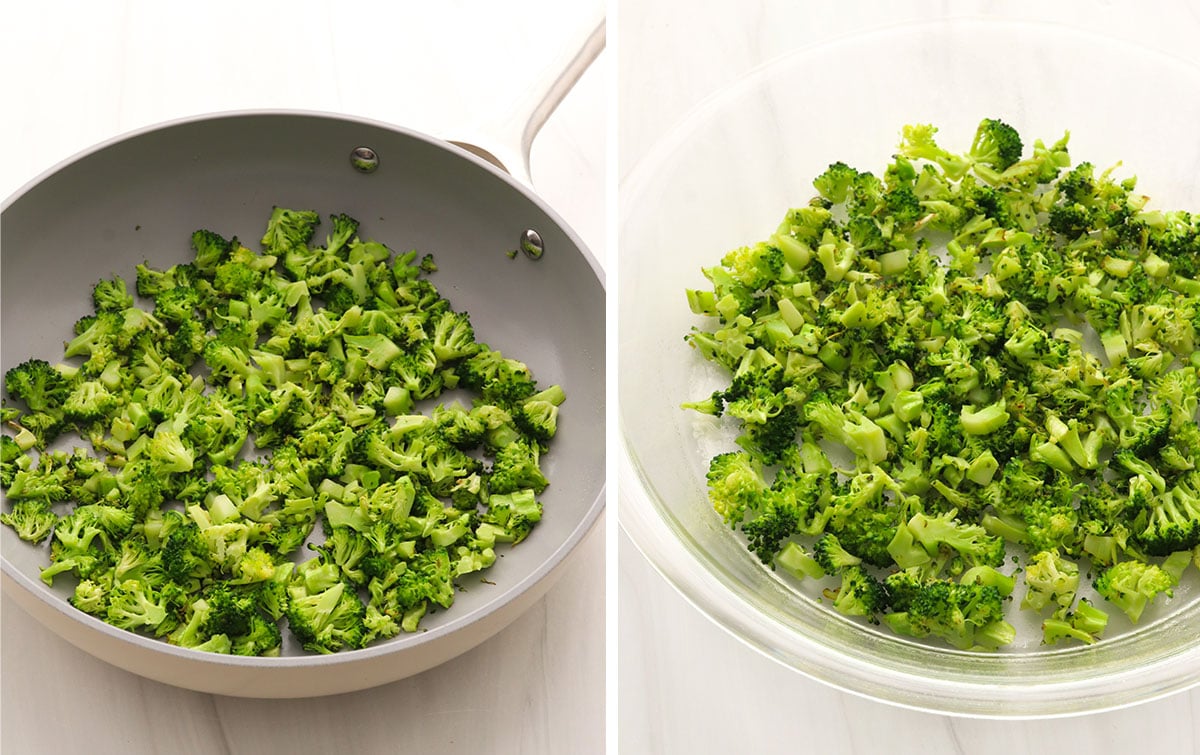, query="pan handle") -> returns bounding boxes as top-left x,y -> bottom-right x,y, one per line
447,15 -> 605,187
